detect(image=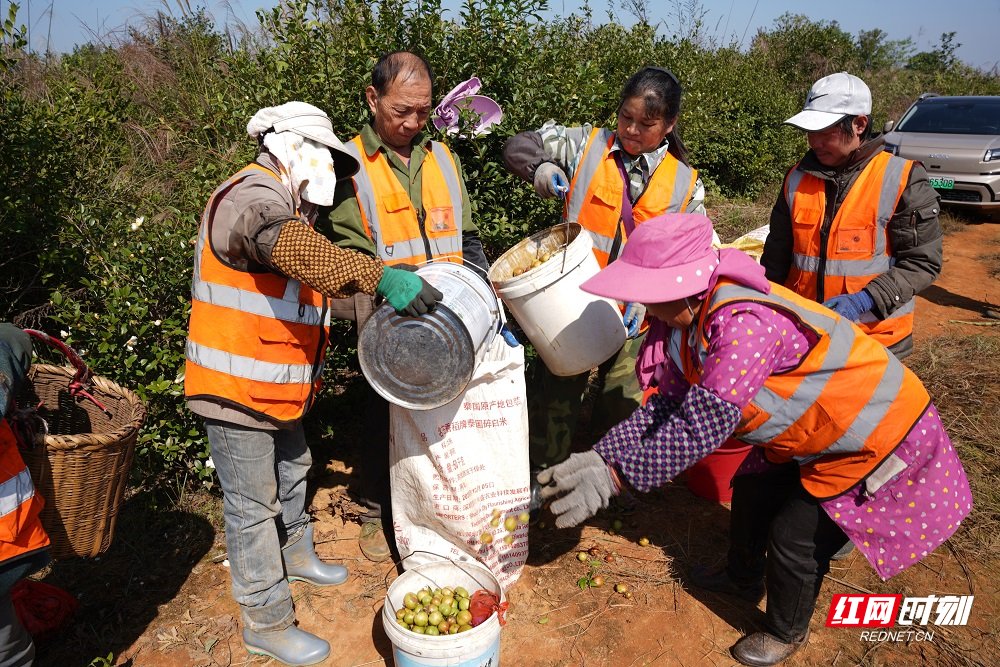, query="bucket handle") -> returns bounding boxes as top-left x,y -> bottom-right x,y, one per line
381,550 -> 501,597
